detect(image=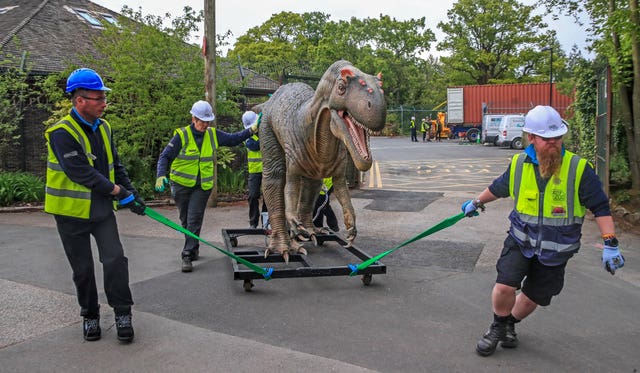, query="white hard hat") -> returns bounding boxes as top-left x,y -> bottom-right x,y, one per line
242,111 -> 258,129
190,100 -> 215,122
523,105 -> 567,138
